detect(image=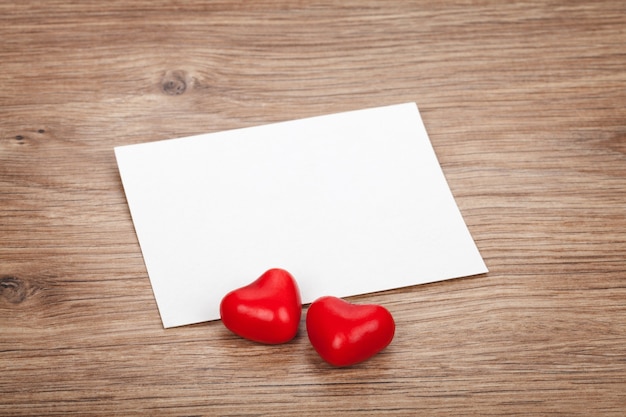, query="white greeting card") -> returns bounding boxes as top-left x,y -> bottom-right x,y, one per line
115,103 -> 487,328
